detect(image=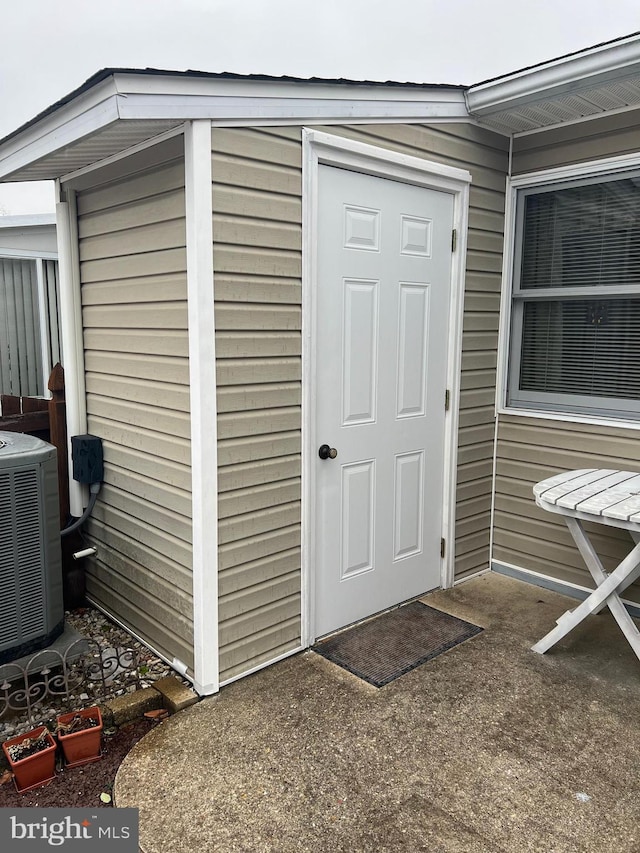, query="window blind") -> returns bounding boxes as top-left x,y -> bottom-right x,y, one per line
519,298 -> 640,400
0,259 -> 44,397
520,178 -> 640,290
